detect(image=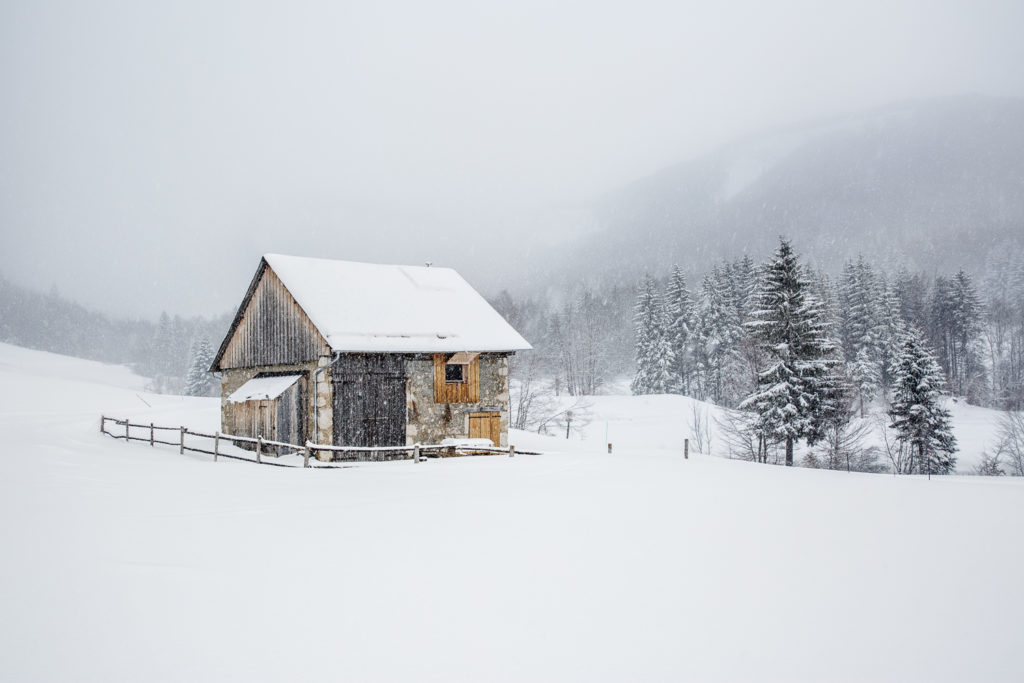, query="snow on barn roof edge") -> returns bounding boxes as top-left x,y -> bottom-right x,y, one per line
262,253 -> 532,354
